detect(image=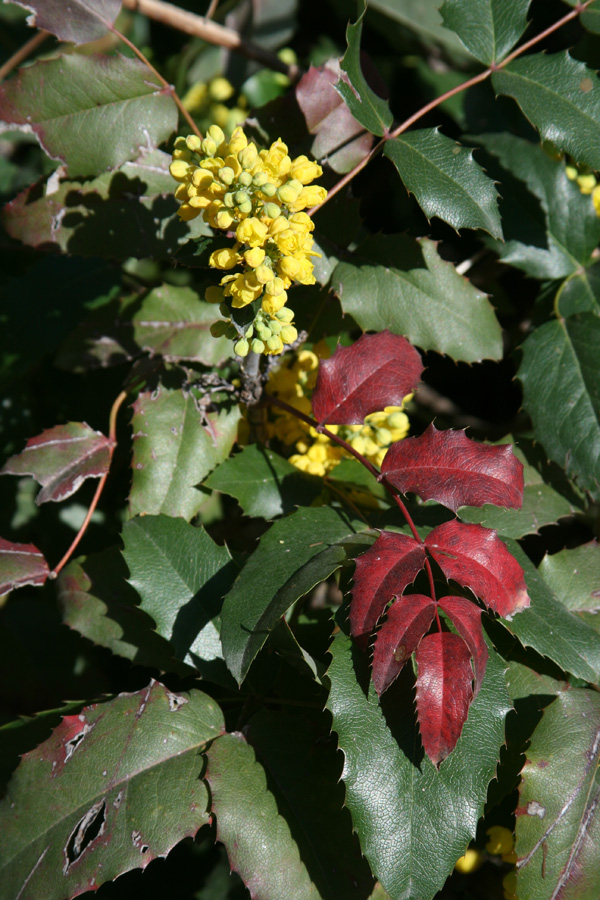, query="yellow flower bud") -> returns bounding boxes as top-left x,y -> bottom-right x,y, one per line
261,292 -> 287,314
454,849 -> 482,874
565,165 -> 578,181
277,181 -> 302,204
207,124 -> 225,146
177,203 -> 201,221
219,166 -> 235,185
244,247 -> 265,267
289,184 -> 328,211
238,170 -> 253,187
201,136 -> 218,157
290,155 -> 323,184
209,247 -> 240,270
209,77 -> 234,101
255,264 -> 275,284
238,144 -> 258,169
228,127 -> 248,154
234,338 -> 249,357
267,334 -> 284,353
485,827 -> 514,857
185,134 -> 202,152
280,324 -> 298,344
278,256 -> 301,279
578,173 -> 597,194
251,338 -> 265,354
265,276 -> 285,295
170,160 -> 191,182
214,209 -> 235,230
192,168 -> 213,189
